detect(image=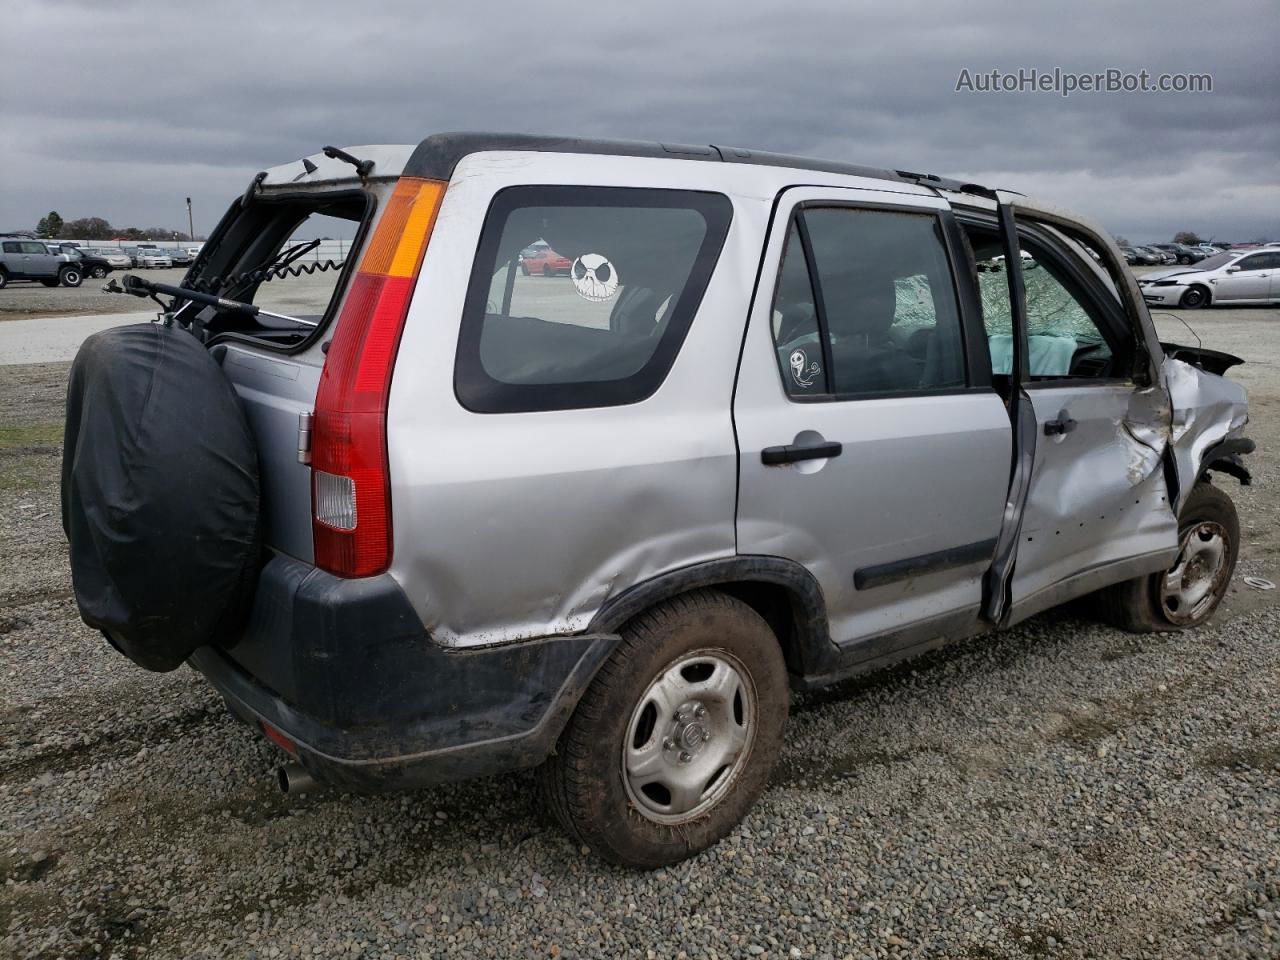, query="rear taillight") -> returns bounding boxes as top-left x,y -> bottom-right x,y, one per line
311,177 -> 446,577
